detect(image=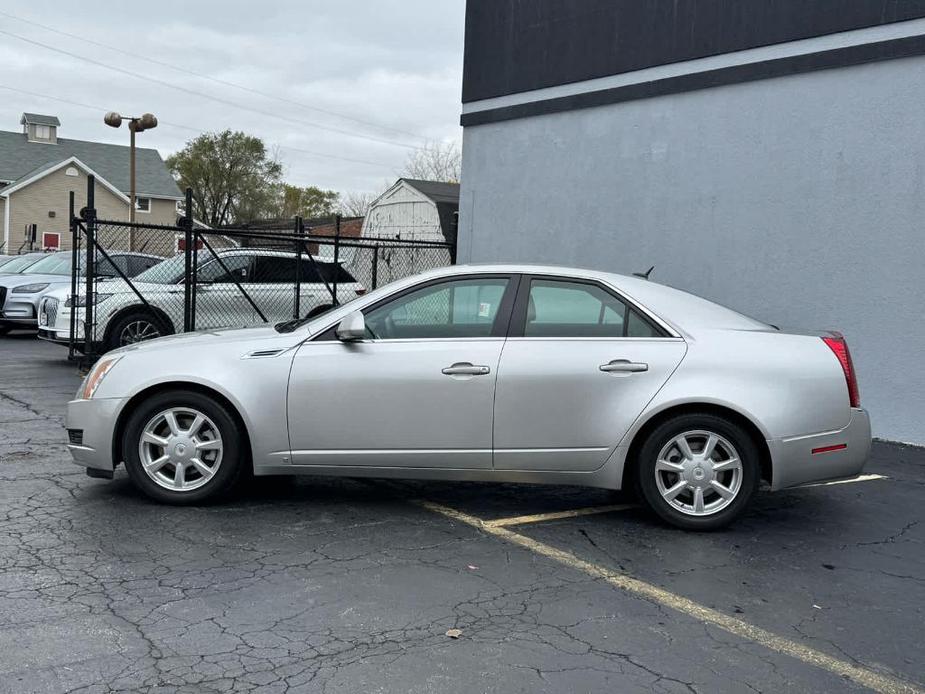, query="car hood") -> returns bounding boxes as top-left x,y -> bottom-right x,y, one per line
0,274 -> 71,289
42,279 -> 180,298
107,324 -> 303,357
